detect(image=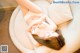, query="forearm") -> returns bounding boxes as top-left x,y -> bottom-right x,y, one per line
26,14 -> 46,31
46,16 -> 57,30
16,0 -> 42,13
